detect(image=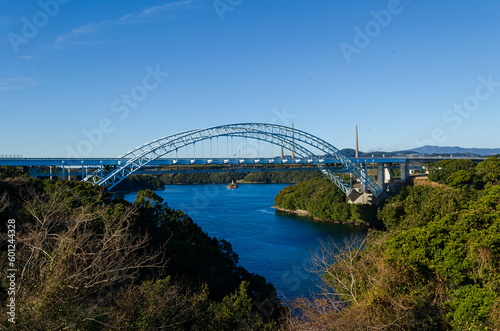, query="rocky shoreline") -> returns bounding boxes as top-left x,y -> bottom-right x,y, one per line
272,206 -> 369,226
272,206 -> 311,216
